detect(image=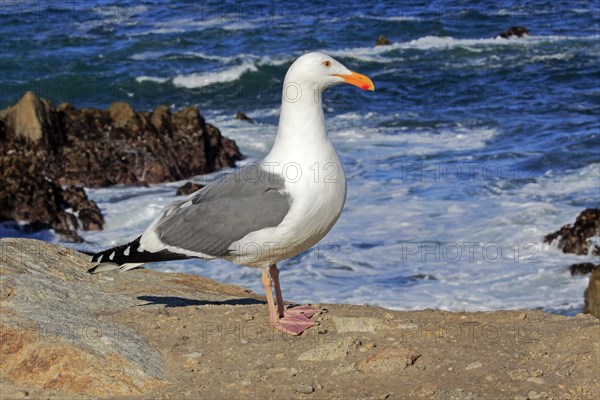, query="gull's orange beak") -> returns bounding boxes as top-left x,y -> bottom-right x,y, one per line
333,71 -> 375,91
